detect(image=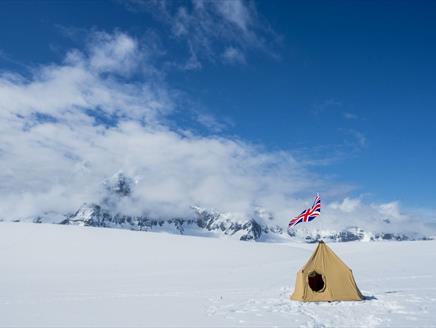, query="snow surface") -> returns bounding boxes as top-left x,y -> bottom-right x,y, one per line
1,223 -> 435,327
